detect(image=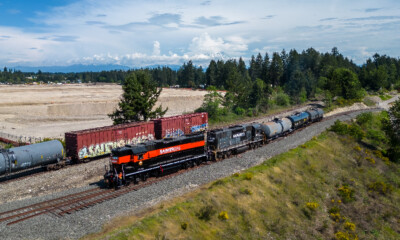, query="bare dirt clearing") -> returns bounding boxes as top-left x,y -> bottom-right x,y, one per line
0,84 -> 207,139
